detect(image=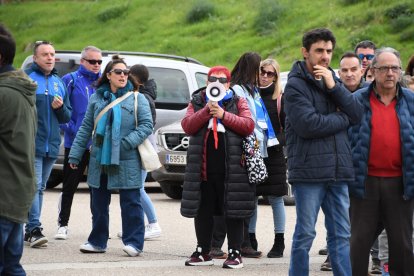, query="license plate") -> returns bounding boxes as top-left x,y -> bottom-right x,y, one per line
165,154 -> 187,165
